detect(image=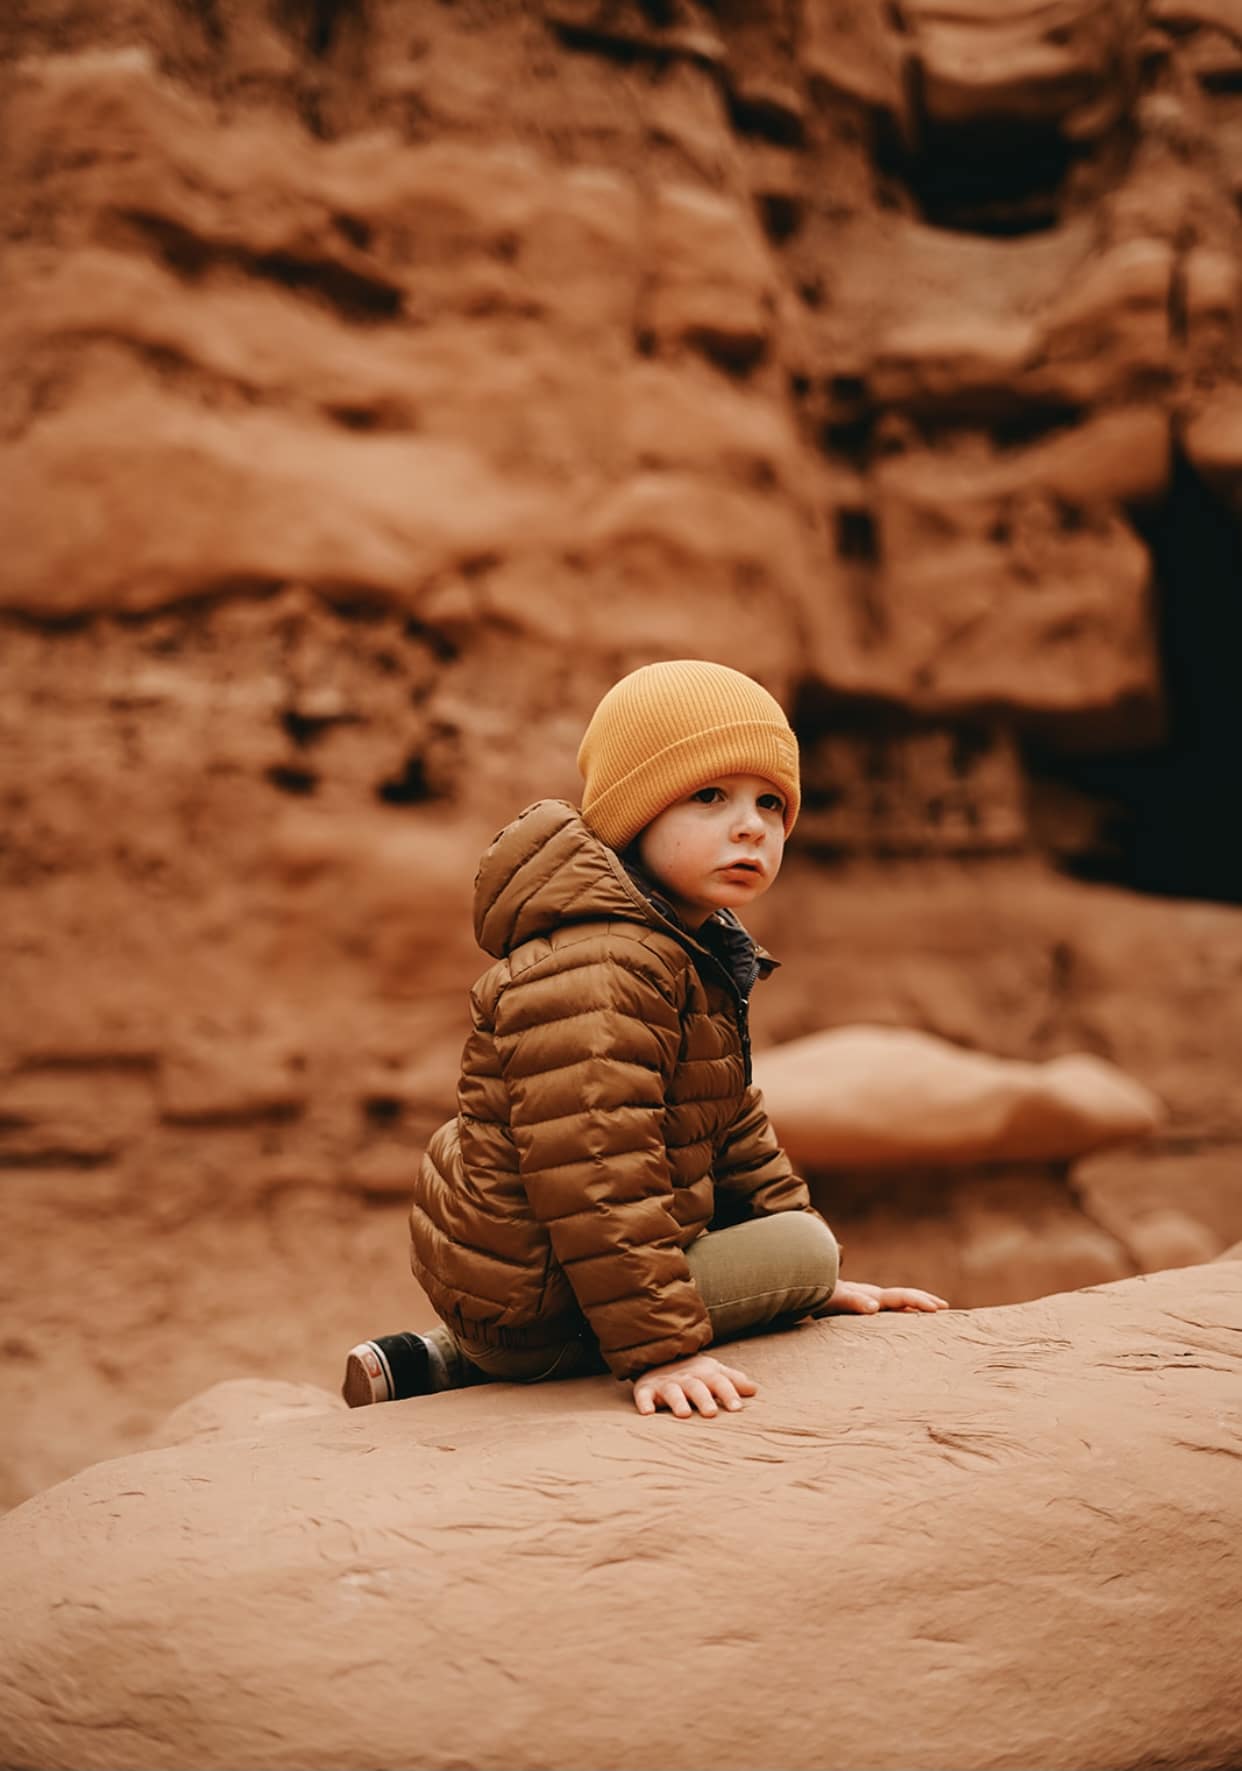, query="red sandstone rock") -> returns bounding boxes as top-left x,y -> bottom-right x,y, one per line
4,2 -> 1242,1519
754,1024 -> 1164,1169
1,1261 -> 1239,1771
151,1377 -> 347,1449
